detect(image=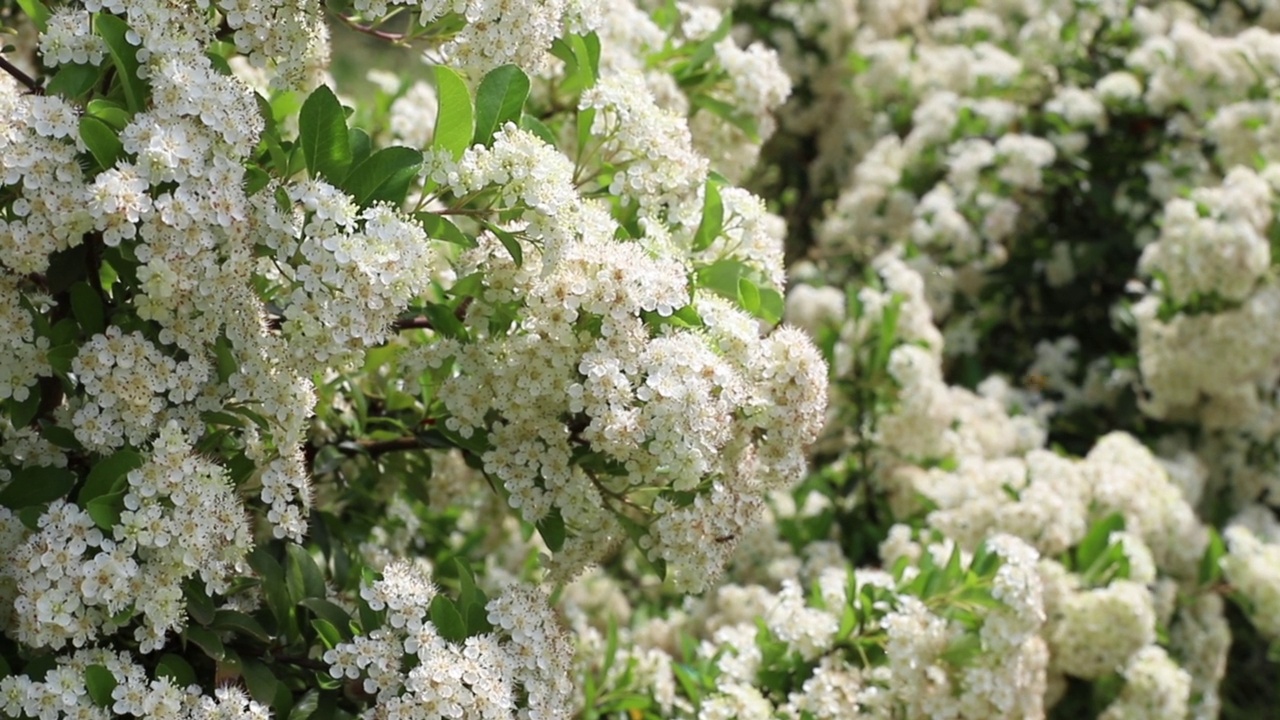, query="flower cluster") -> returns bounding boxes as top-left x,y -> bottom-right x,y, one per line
324,562 -> 574,720
2,422 -> 251,653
